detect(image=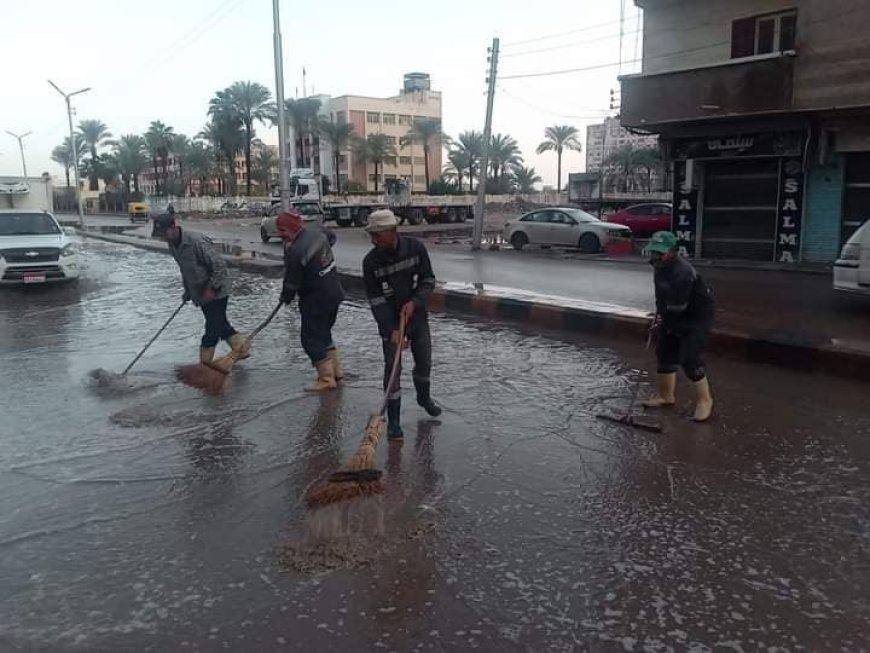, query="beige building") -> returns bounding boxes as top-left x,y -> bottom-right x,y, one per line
313,73 -> 443,192
586,116 -> 659,172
